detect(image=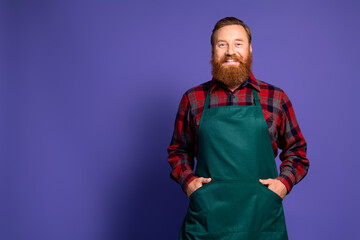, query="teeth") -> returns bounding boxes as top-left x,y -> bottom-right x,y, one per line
226,59 -> 236,62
